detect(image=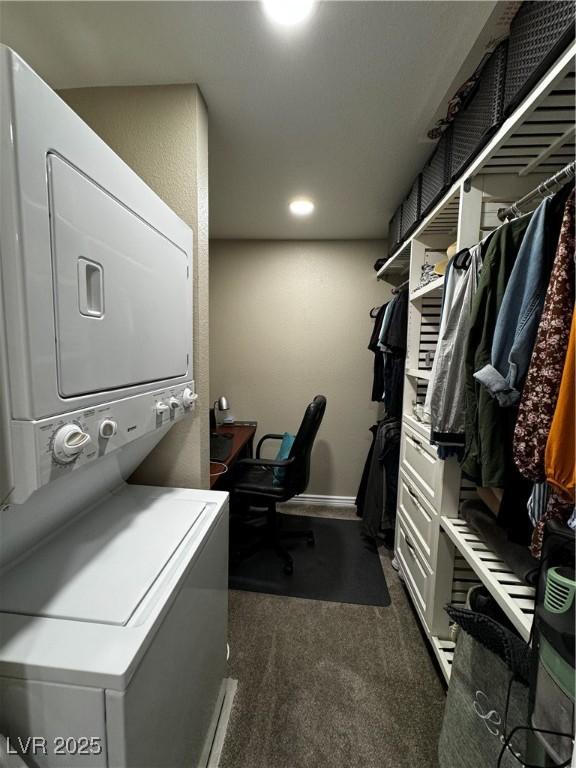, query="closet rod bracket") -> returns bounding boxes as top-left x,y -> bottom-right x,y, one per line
497,161 -> 575,222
